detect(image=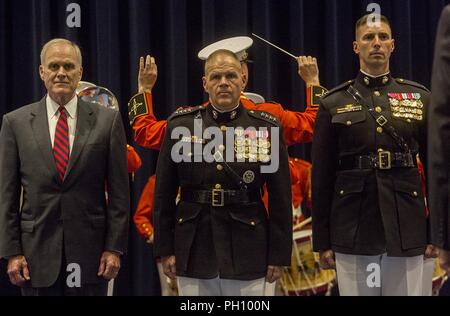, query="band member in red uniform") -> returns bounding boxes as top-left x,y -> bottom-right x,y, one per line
128,37 -> 326,150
